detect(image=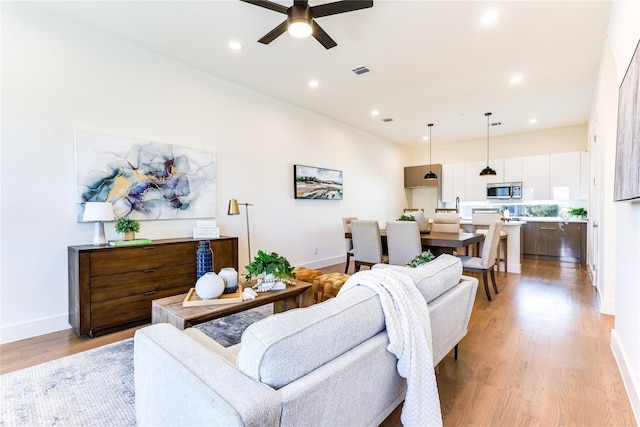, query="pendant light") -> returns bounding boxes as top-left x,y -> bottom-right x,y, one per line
423,123 -> 438,180
479,112 -> 497,176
